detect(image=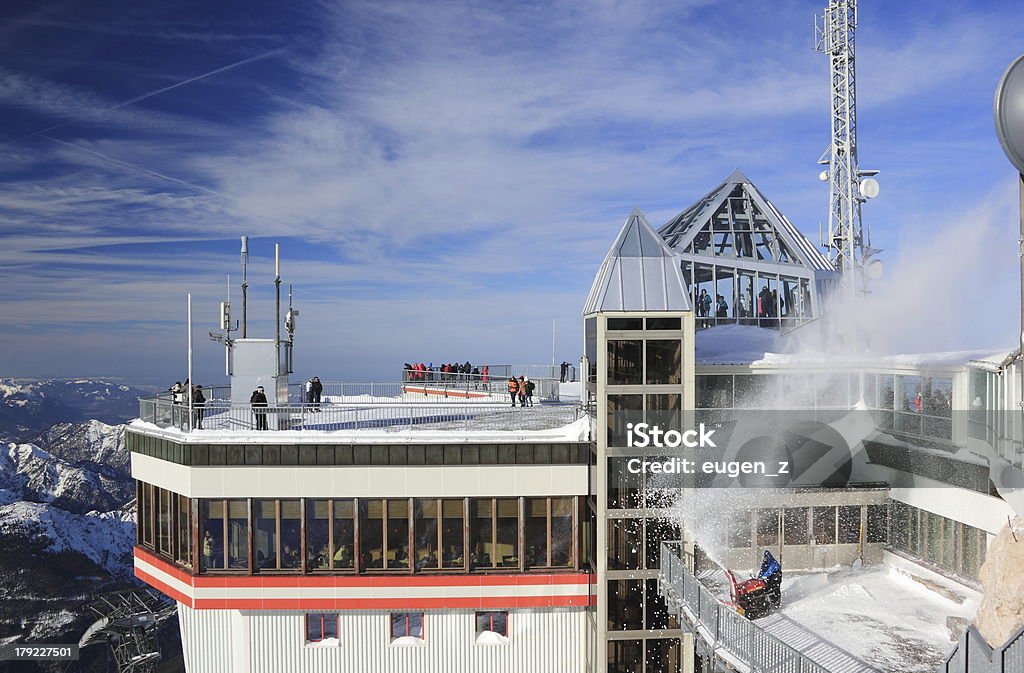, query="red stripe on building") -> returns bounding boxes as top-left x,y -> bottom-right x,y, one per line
193,595 -> 591,610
